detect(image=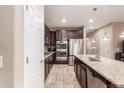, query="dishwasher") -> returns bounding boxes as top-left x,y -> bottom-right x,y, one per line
87,68 -> 107,88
